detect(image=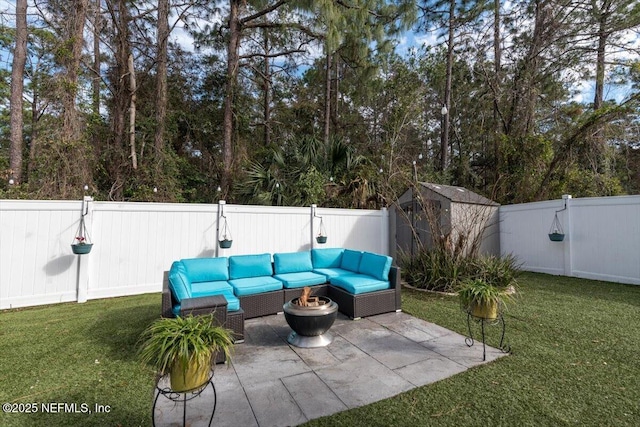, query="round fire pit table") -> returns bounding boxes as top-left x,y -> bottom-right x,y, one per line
283,296 -> 338,348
